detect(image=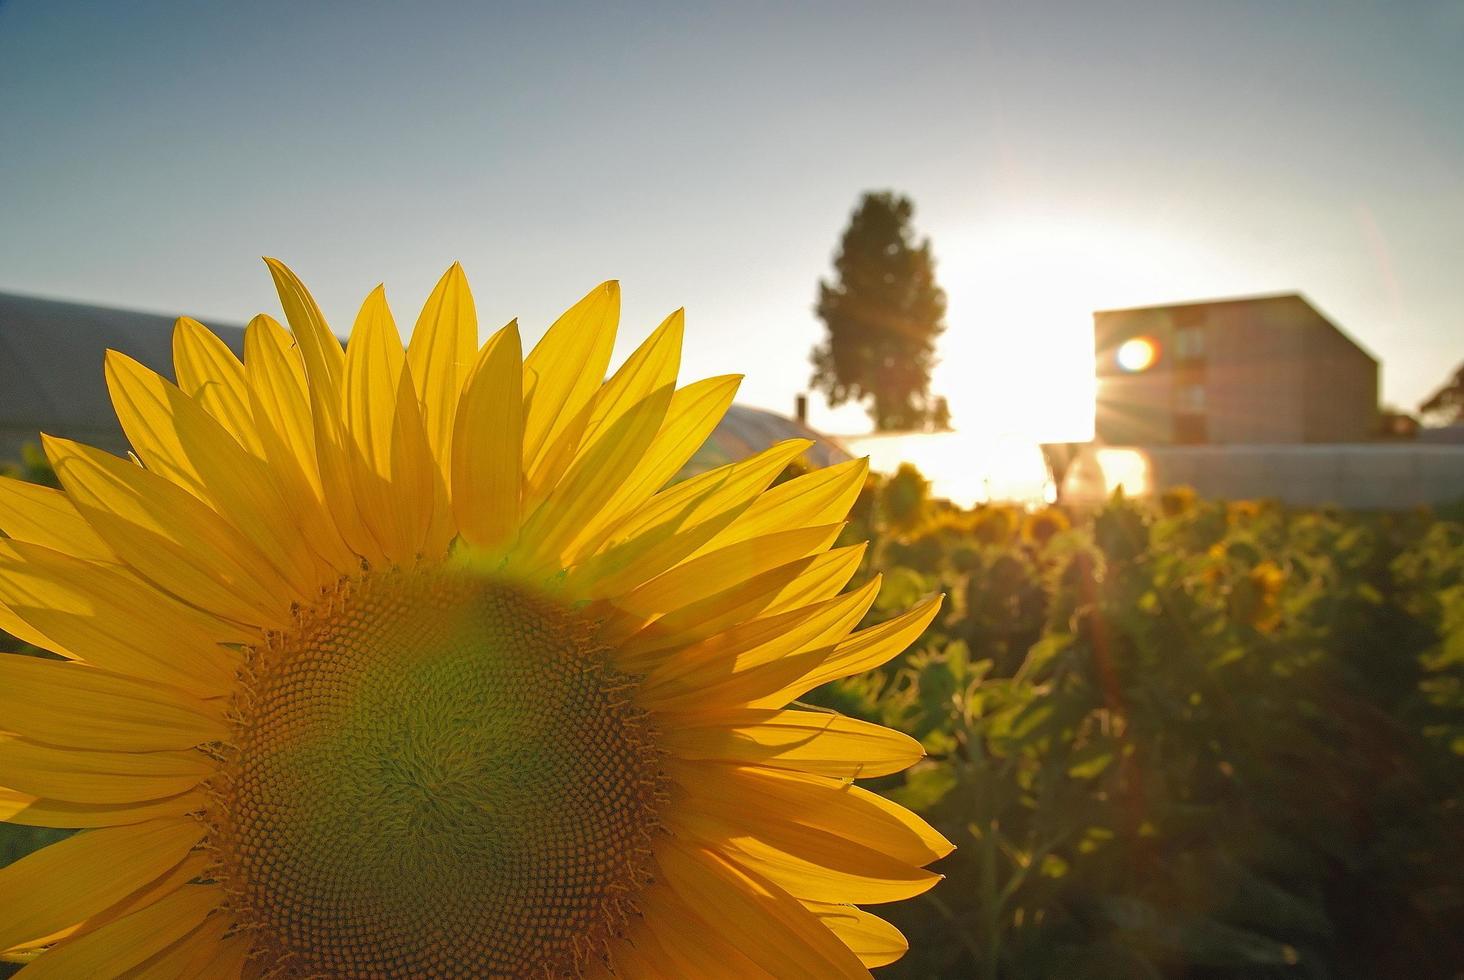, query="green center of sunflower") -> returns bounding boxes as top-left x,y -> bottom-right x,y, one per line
208,567 -> 663,978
